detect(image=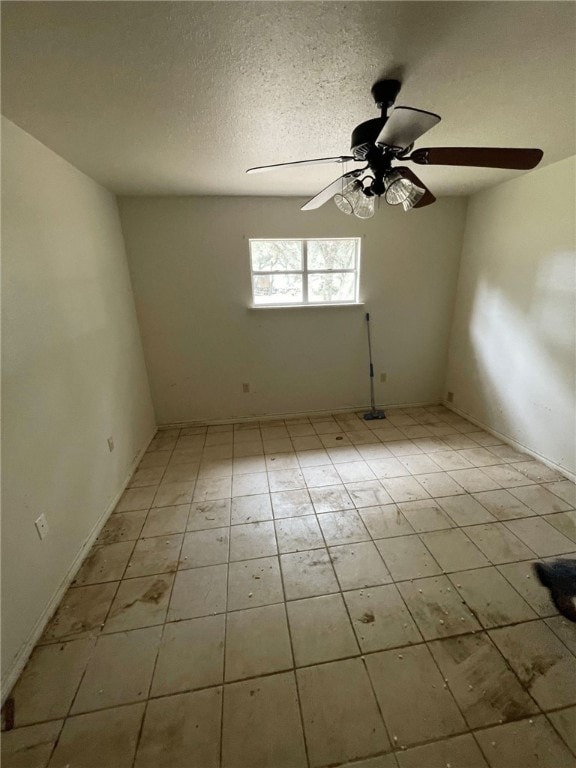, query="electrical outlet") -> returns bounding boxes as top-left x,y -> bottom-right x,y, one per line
446,391 -> 454,403
35,514 -> 49,540
242,383 -> 250,393
107,437 -> 114,452
380,373 -> 387,383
